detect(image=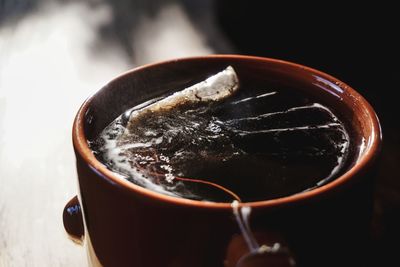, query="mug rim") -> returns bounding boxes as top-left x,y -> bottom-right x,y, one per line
72,54 -> 382,210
